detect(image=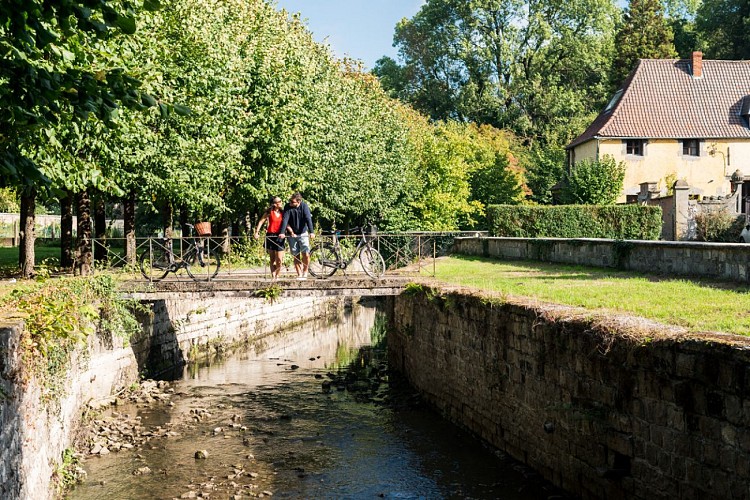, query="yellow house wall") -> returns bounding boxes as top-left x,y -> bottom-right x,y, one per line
572,139 -> 750,202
